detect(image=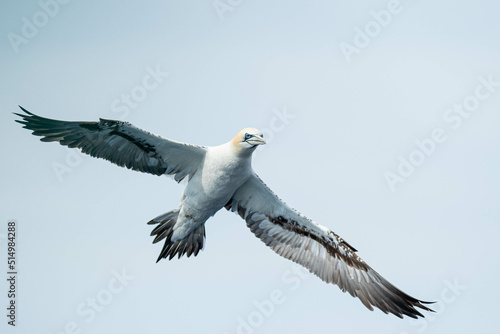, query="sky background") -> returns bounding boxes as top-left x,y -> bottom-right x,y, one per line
1,0 -> 499,333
